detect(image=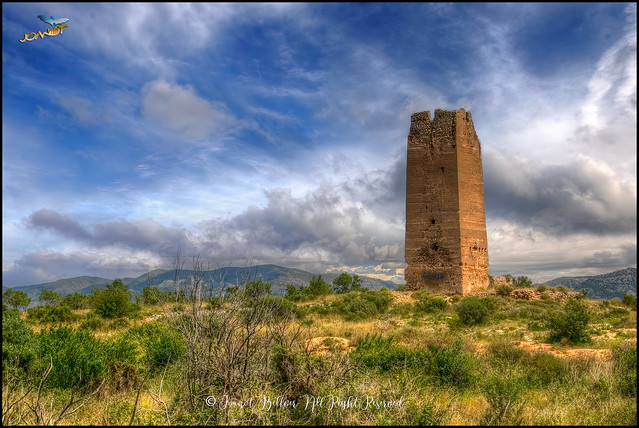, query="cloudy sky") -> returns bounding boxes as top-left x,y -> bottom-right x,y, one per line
2,3 -> 636,287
